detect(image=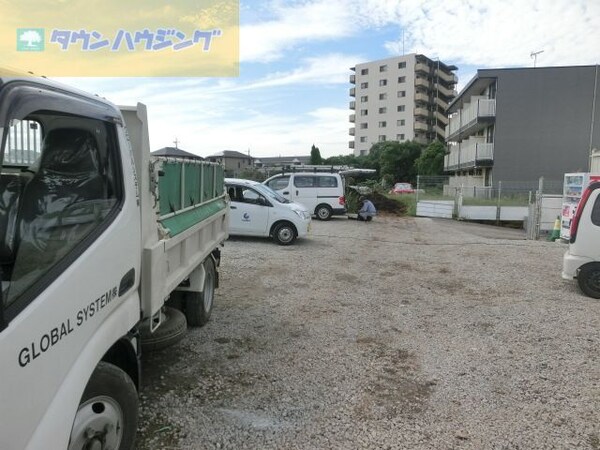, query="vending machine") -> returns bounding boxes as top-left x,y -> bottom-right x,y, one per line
561,173 -> 600,240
